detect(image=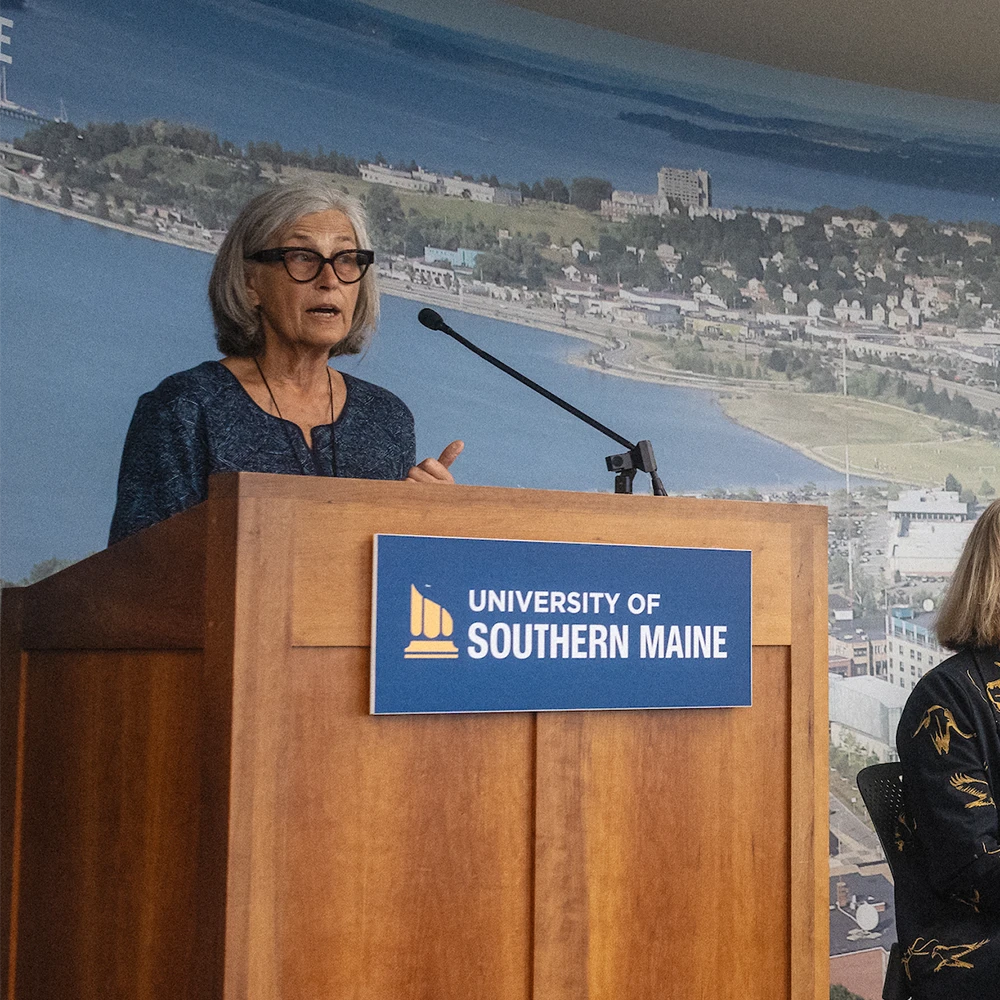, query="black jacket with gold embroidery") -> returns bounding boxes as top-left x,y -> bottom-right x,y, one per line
895,645 -> 1000,999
